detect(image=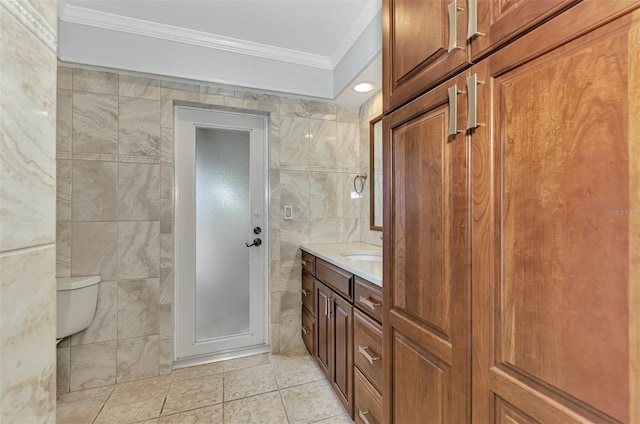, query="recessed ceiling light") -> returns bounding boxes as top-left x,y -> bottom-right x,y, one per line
353,82 -> 375,93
